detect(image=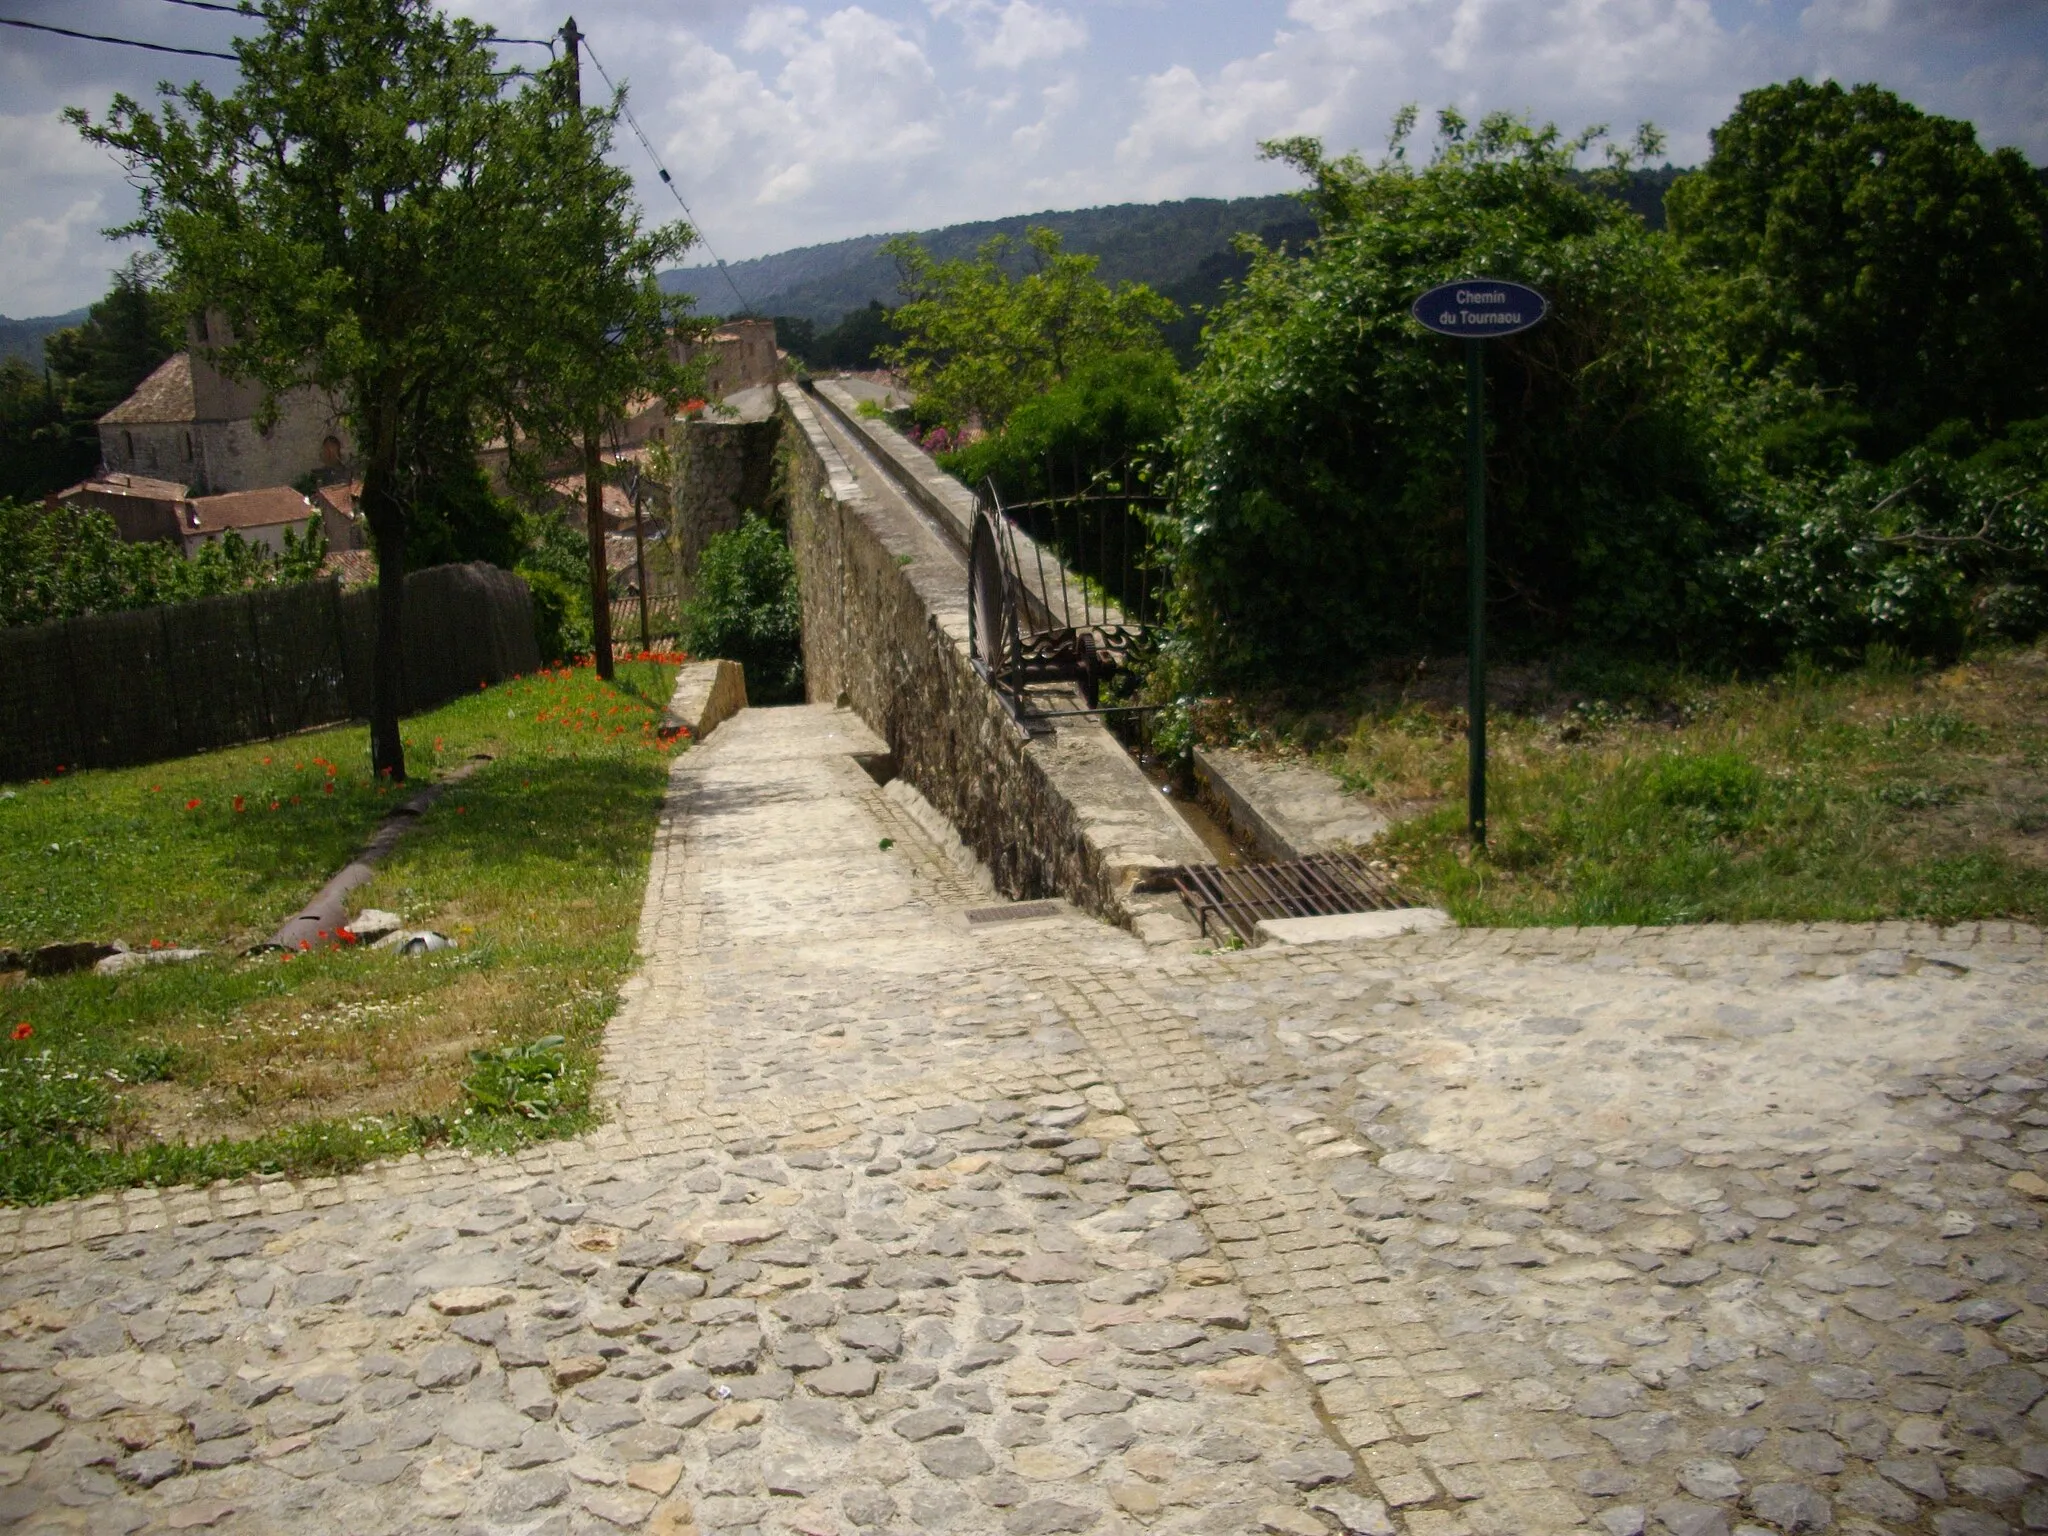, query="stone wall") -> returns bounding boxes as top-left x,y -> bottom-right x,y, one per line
777,382 -> 1204,930
668,413 -> 780,586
